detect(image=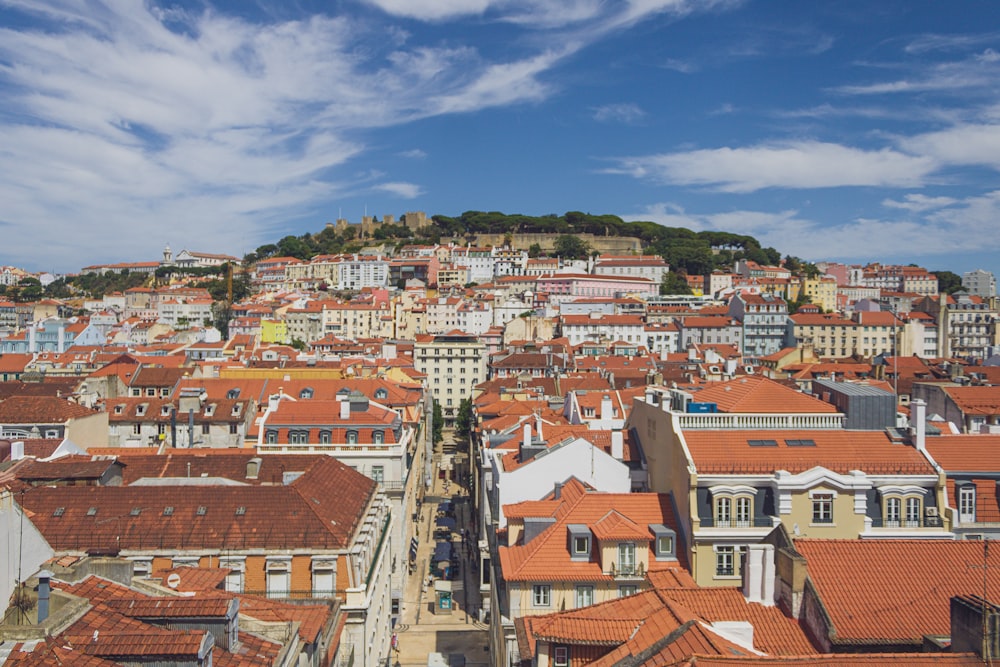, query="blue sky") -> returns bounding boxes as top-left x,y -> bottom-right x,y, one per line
2,0 -> 1000,277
